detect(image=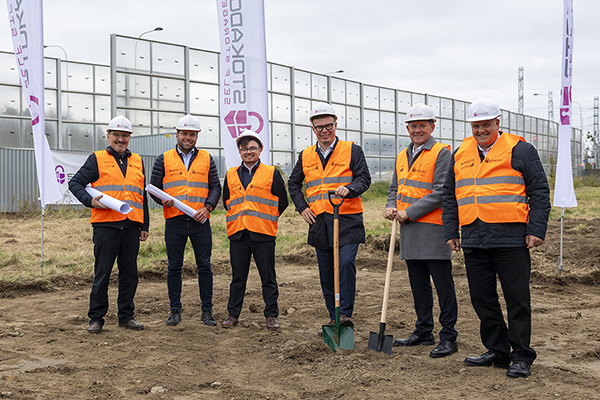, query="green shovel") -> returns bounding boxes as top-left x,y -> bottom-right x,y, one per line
322,191 -> 354,352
